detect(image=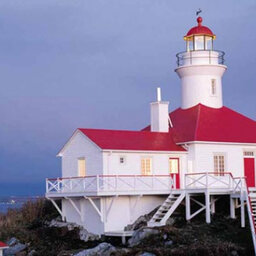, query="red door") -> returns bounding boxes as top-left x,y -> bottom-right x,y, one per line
169,158 -> 180,189
244,158 -> 255,187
